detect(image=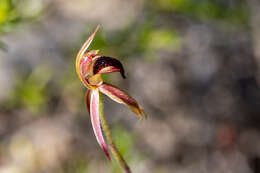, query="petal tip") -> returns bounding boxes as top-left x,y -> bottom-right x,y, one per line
101,144 -> 111,161
77,25 -> 100,60
138,108 -> 147,121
